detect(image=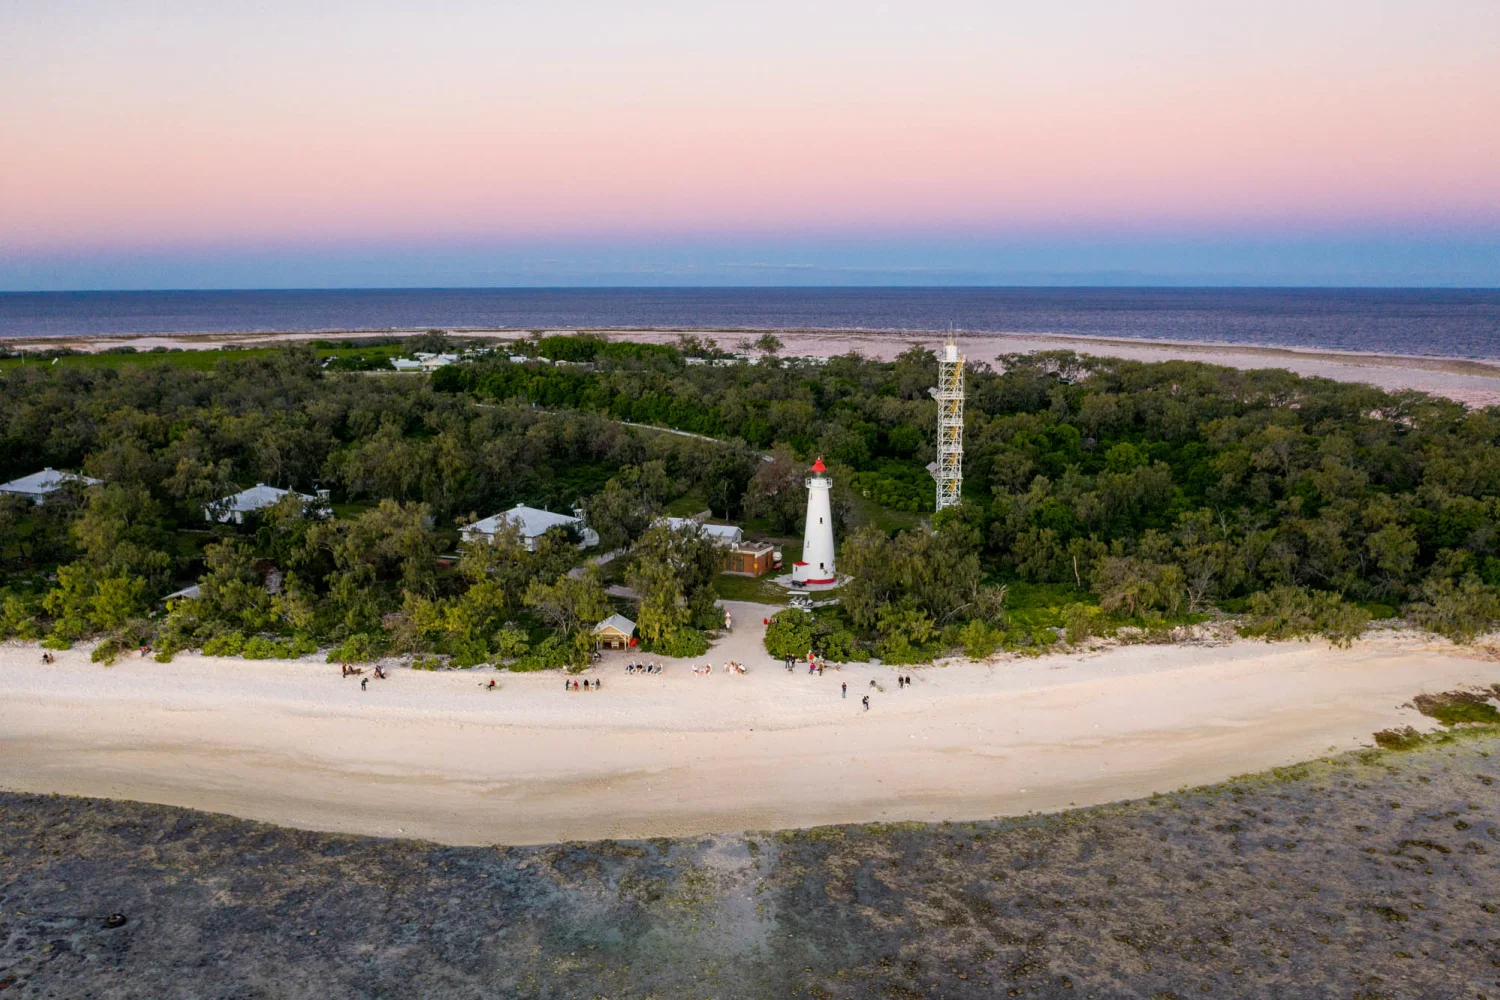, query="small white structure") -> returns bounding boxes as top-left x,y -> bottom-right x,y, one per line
462,503 -> 600,551
661,515 -> 744,547
792,456 -> 837,585
0,467 -> 100,504
205,483 -> 321,525
391,352 -> 459,372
